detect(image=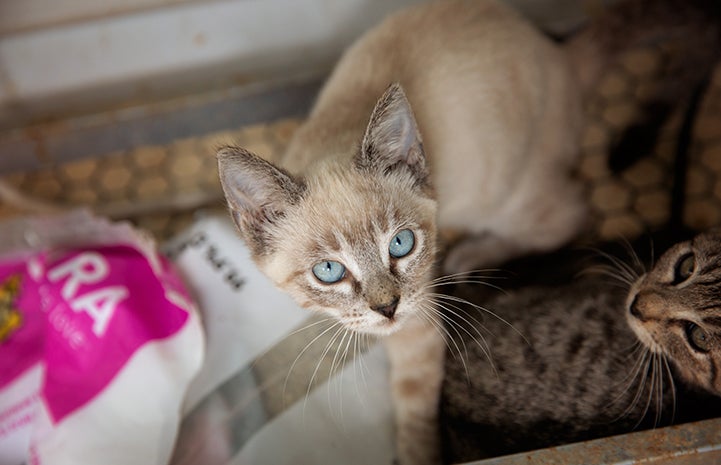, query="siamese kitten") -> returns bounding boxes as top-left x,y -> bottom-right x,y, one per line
217,1 -> 718,463
441,229 -> 721,463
